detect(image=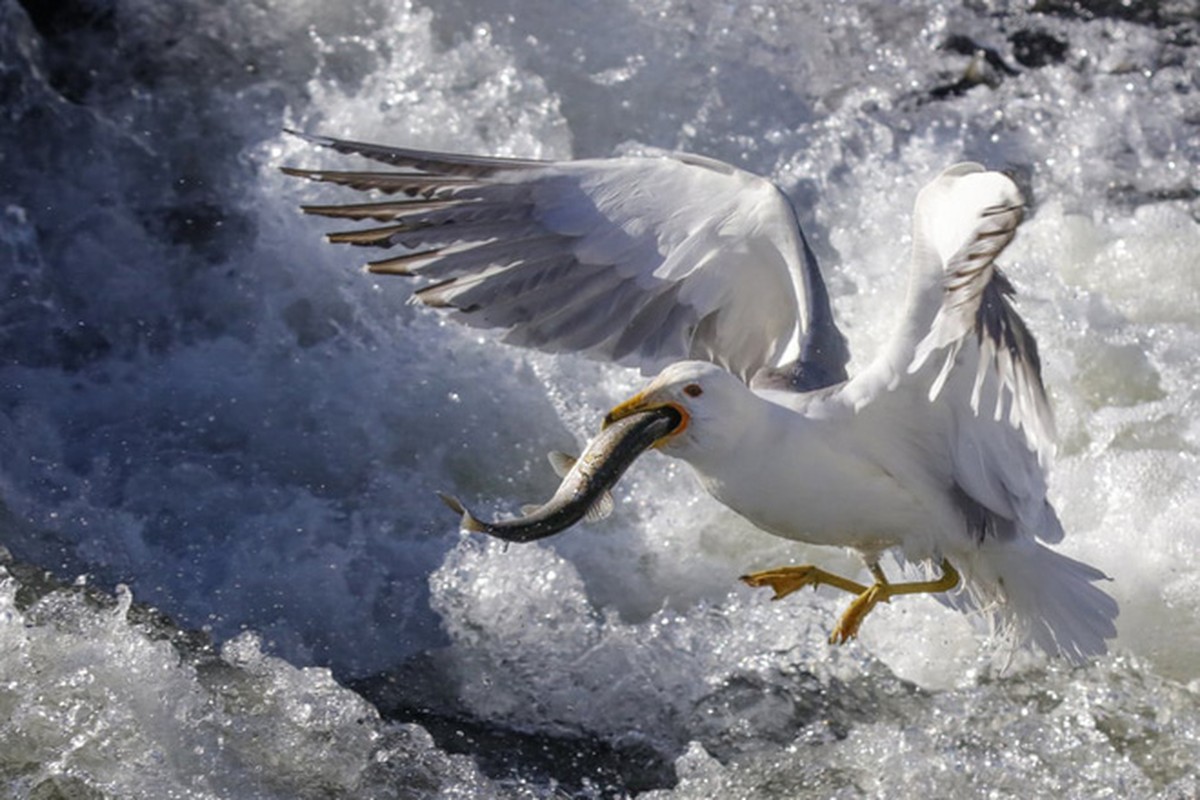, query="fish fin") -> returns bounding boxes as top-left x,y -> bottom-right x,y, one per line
583,491 -> 614,523
437,492 -> 486,533
547,451 -> 577,478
